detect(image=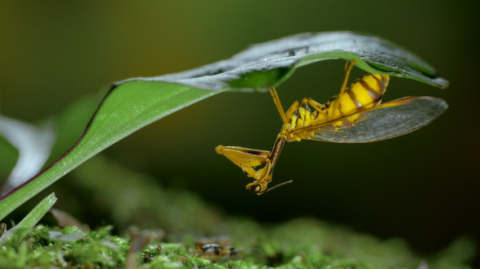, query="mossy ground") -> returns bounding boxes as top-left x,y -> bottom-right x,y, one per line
0,223 -> 474,269
0,155 -> 475,268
